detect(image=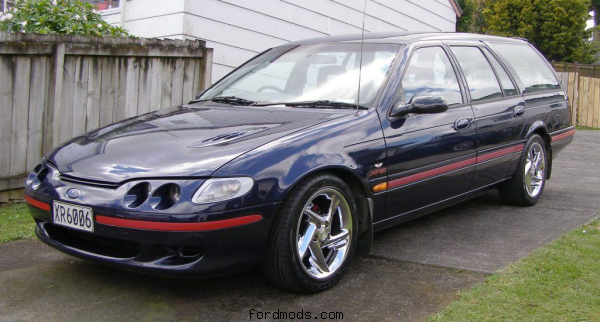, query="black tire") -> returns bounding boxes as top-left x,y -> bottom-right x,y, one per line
498,134 -> 548,206
261,173 -> 359,293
